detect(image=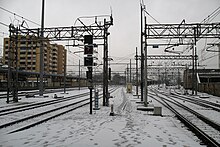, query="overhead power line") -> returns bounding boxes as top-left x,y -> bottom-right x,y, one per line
0,6 -> 40,26
143,9 -> 161,24
201,6 -> 220,23
0,21 -> 8,27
